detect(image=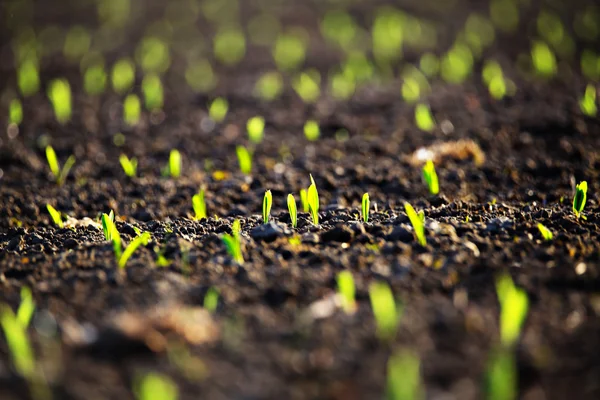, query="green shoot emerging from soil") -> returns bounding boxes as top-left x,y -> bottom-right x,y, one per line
307,175 -> 319,225
236,145 -> 252,175
362,193 -> 370,223
336,271 -> 356,314
118,232 -> 151,269
45,145 -> 75,186
263,190 -> 272,224
422,160 -> 439,195
572,180 -> 587,219
537,223 -> 553,241
415,103 -> 435,132
369,281 -> 400,341
496,274 -> 529,347
46,204 -> 63,228
204,287 -> 219,313
193,188 -> 207,220
119,154 -> 138,178
209,98 -> 229,123
485,348 -> 516,400
287,194 -> 297,228
579,84 -> 597,117
135,372 -> 178,400
247,116 -> 265,144
9,99 -> 23,125
404,202 -> 426,247
124,94 -> 141,126
0,287 -> 51,400
387,350 -> 423,400
300,189 -> 309,212
304,120 -> 320,141
48,78 -> 72,124
162,149 -> 181,178
222,220 -> 244,265
102,211 -> 150,268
